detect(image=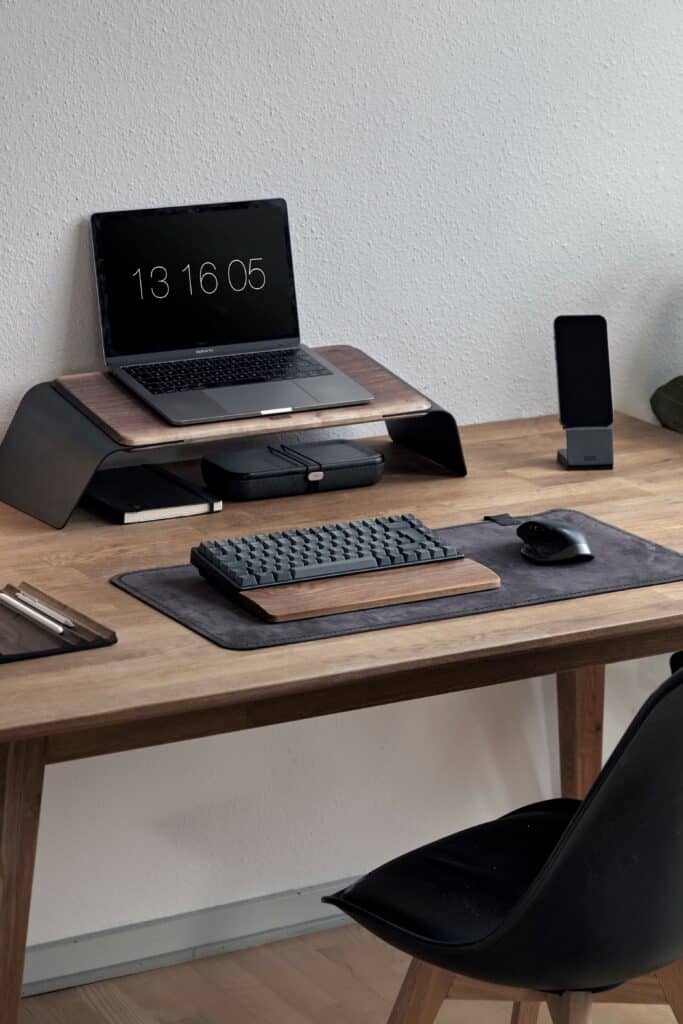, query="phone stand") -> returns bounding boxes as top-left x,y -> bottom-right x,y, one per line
557,426 -> 613,470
